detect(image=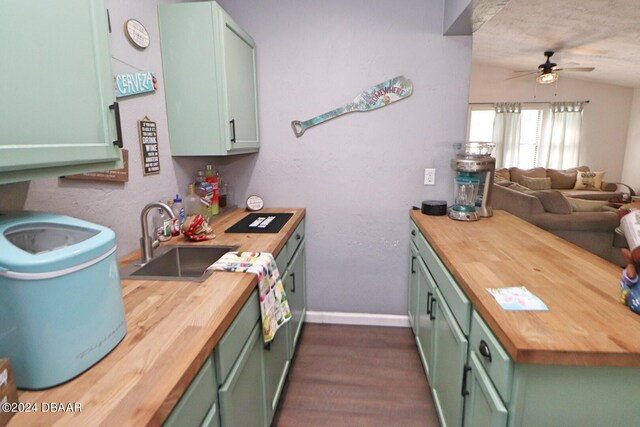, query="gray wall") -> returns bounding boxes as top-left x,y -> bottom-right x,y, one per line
1,0 -> 472,316
217,0 -> 472,315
